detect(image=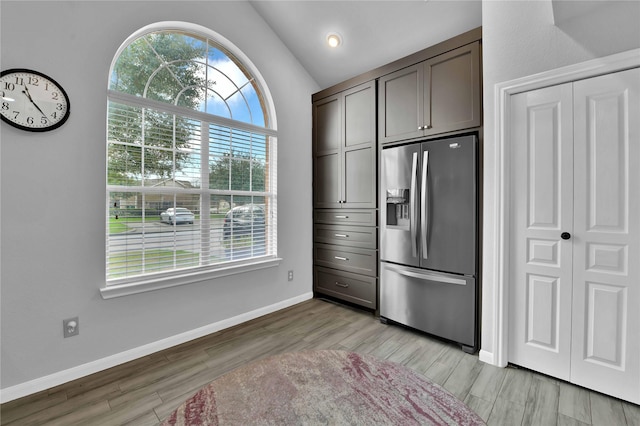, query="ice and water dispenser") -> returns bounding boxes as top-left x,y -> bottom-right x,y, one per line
385,188 -> 410,228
